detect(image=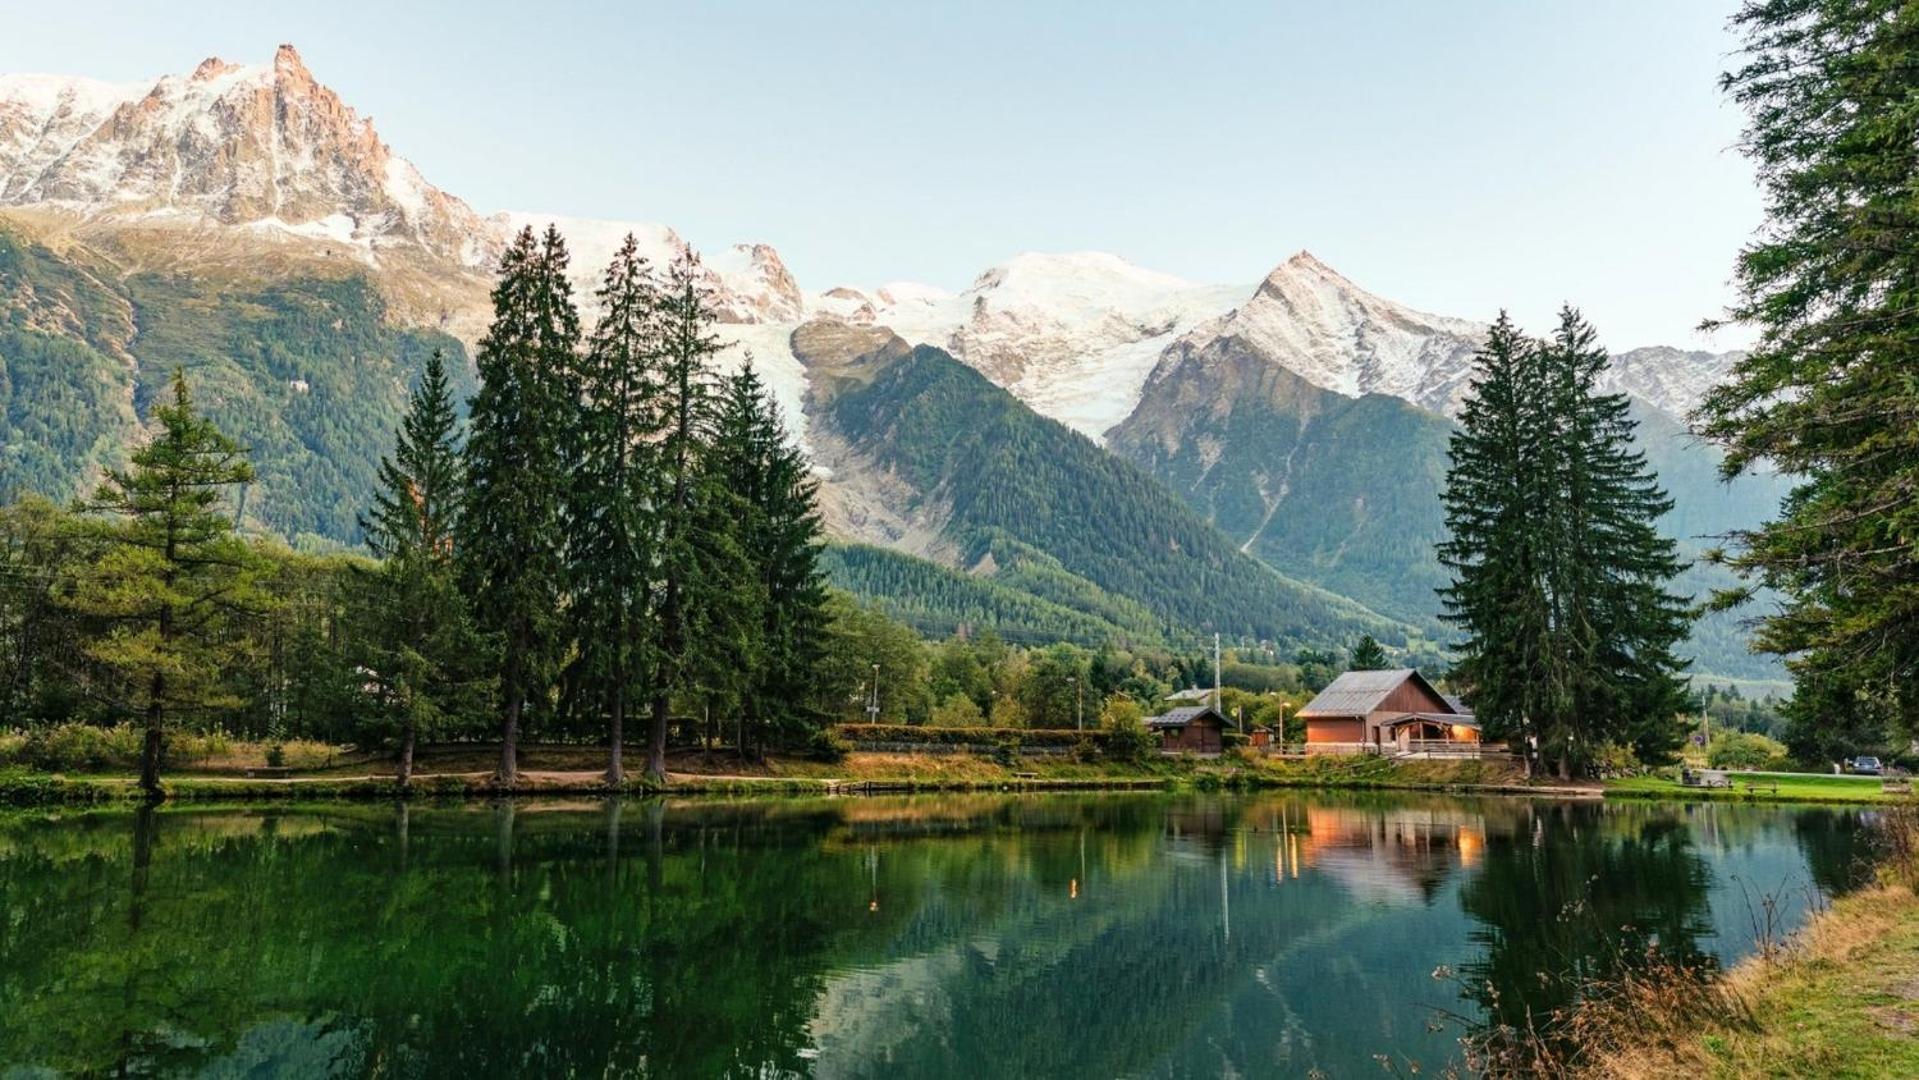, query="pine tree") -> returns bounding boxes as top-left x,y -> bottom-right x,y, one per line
1698,1 -> 1919,749
708,361 -> 831,757
567,236 -> 665,784
1440,310 -> 1692,777
460,226 -> 579,783
1348,634 -> 1389,671
1440,313 -> 1556,768
66,370 -> 266,794
642,247 -> 726,783
358,351 -> 484,785
1539,308 -> 1692,764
